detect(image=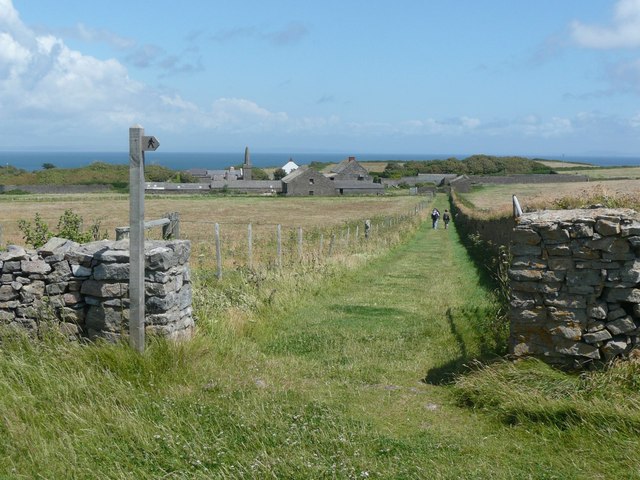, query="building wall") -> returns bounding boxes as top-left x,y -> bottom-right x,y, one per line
283,170 -> 335,196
